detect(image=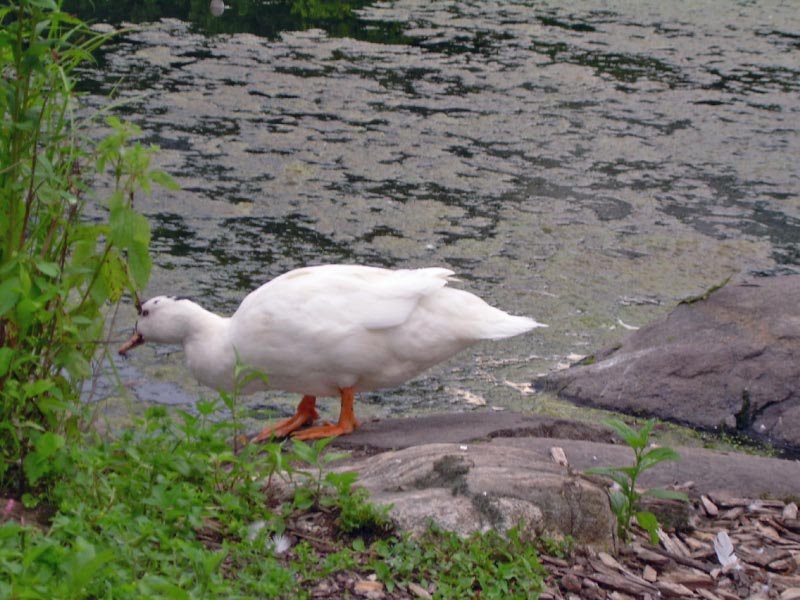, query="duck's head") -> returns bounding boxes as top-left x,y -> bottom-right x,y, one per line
118,296 -> 196,355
